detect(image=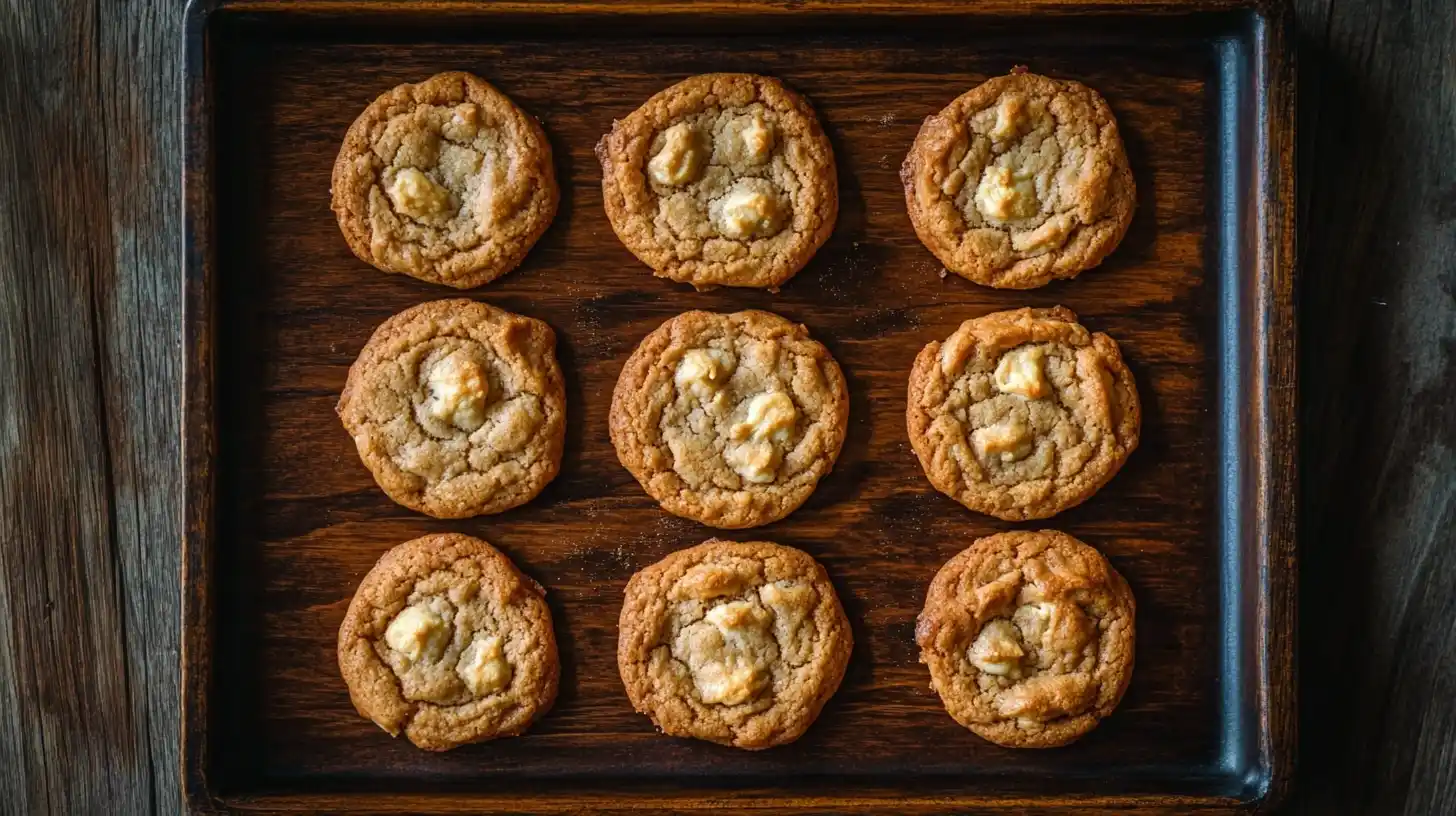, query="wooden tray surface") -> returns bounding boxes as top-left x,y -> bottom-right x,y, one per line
182,1 -> 1296,812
